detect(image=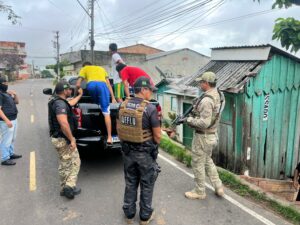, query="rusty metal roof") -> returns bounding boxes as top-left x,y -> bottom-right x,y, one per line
185,60 -> 263,93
